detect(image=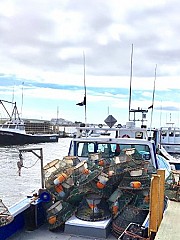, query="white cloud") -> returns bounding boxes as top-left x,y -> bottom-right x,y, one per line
0,0 -> 180,126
